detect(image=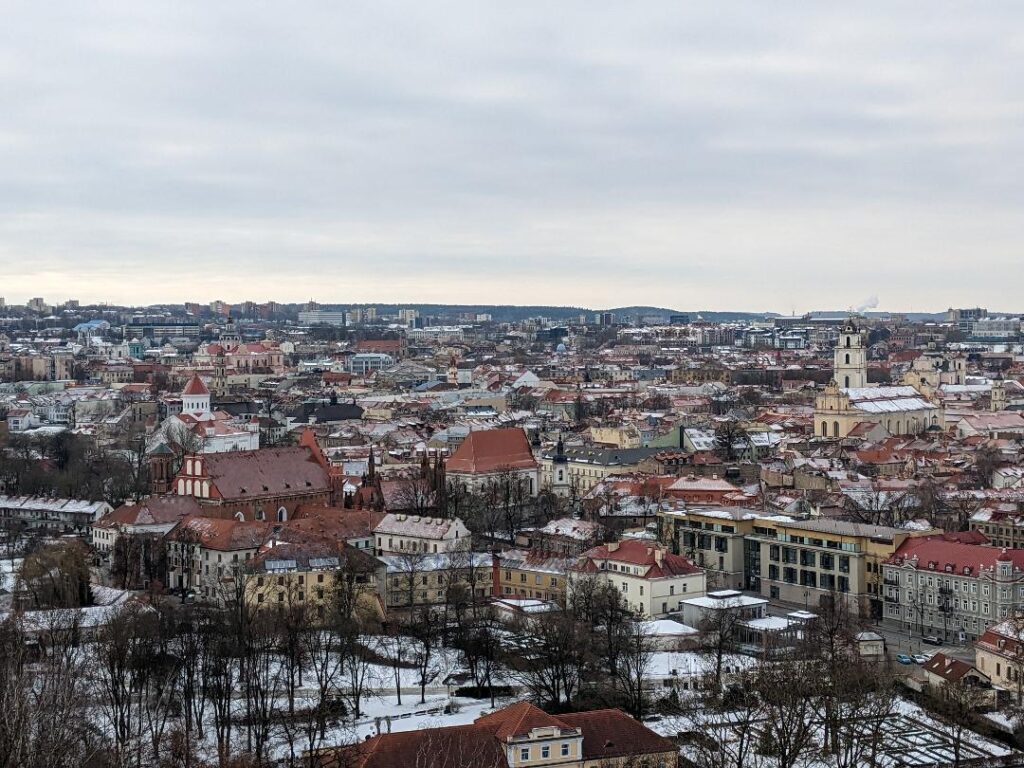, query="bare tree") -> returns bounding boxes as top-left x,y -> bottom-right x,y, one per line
616,621 -> 655,719
752,657 -> 818,768
697,599 -> 746,697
